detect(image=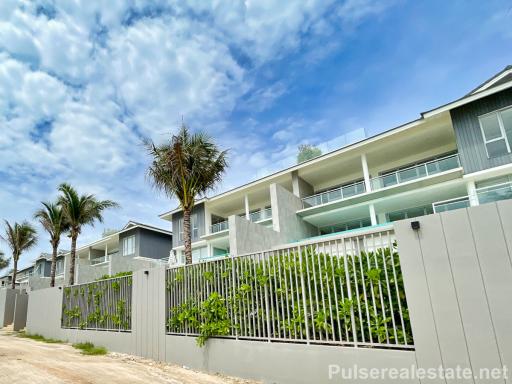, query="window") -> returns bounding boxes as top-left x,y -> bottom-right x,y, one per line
479,106 -> 512,158
55,259 -> 64,275
191,246 -> 208,263
122,235 -> 135,256
35,263 -> 42,276
177,219 -> 183,242
178,214 -> 199,241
